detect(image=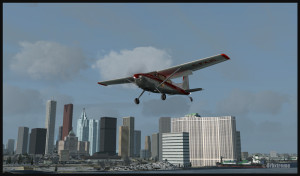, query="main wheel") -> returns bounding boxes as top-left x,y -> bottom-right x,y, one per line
134,98 -> 140,104
189,97 -> 193,102
161,94 -> 166,100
